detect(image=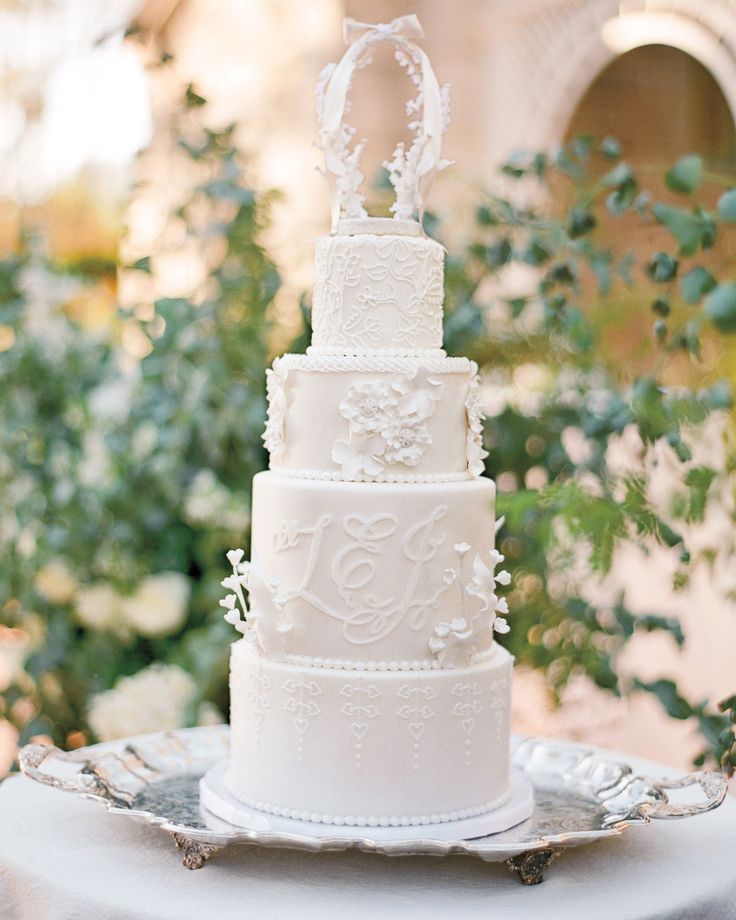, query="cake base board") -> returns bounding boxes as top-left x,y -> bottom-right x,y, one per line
199,760 -> 534,841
